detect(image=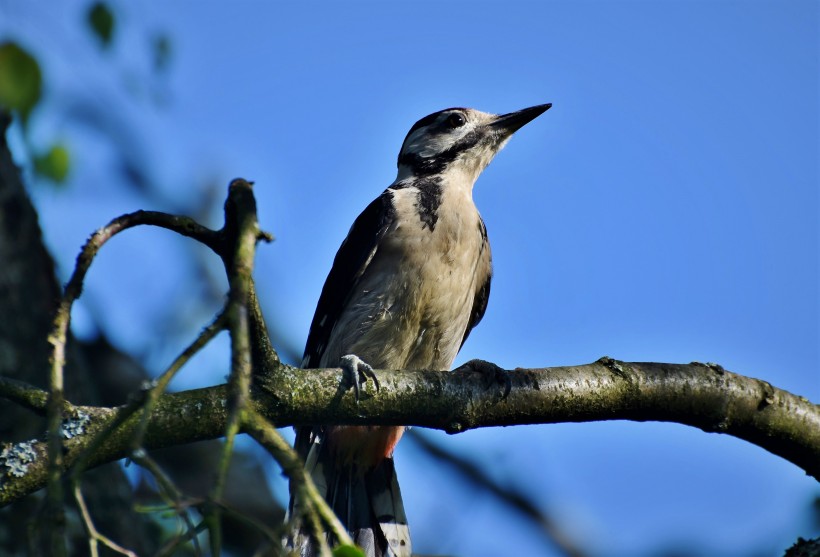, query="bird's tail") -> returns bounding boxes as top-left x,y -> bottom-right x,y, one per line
287,427 -> 411,557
